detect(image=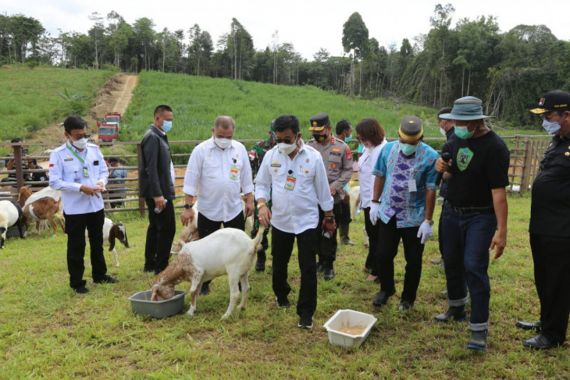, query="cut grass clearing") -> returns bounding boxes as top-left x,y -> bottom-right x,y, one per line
0,196 -> 567,378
